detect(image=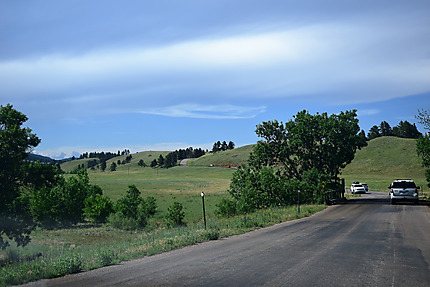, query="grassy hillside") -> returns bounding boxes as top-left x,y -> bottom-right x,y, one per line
341,136 -> 427,191
60,151 -> 171,172
187,144 -> 254,167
